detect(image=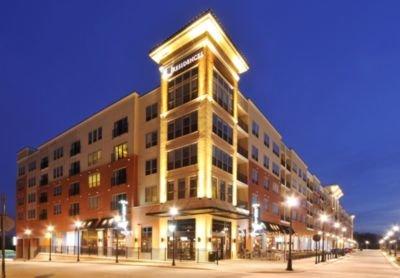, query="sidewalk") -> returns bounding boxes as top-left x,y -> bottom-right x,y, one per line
30,252 -> 347,273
